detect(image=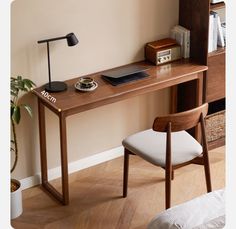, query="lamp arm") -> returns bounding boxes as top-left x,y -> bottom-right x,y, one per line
38,35 -> 67,44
